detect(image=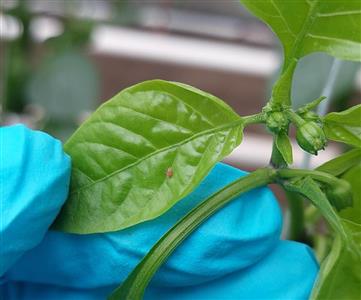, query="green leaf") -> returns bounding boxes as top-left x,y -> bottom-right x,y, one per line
53,80 -> 244,234
283,176 -> 346,237
240,0 -> 361,105
266,53 -> 360,109
311,219 -> 361,300
339,164 -> 361,224
316,148 -> 361,176
240,0 -> 361,63
323,104 -> 361,147
108,169 -> 275,300
275,131 -> 293,164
